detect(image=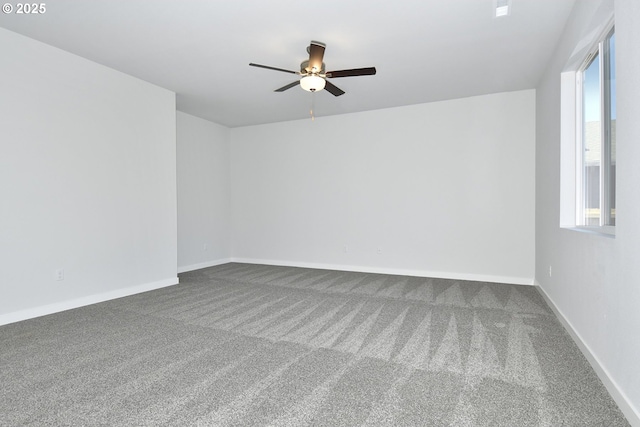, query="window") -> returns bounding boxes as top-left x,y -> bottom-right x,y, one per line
576,27 -> 616,230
